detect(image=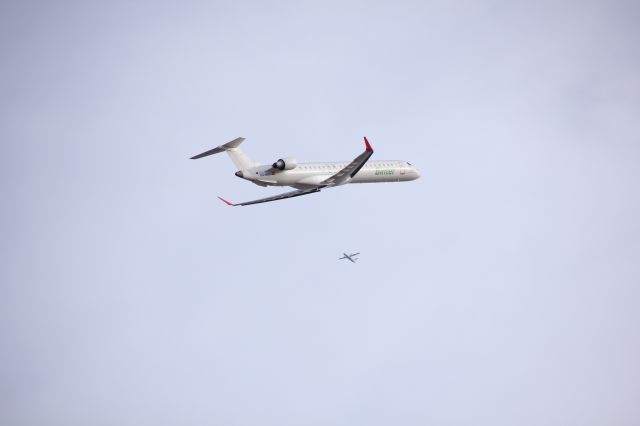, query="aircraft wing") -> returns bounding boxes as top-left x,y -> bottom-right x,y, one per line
218,187 -> 321,206
320,137 -> 373,188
